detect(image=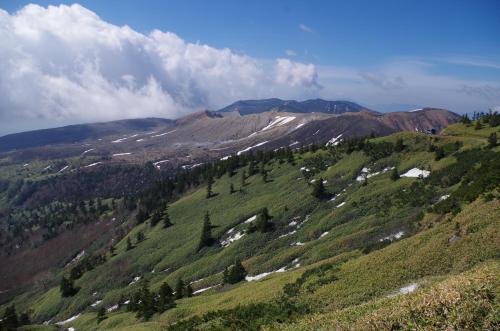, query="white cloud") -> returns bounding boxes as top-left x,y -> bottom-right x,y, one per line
299,24 -> 313,33
285,49 -> 297,56
275,59 -> 321,88
0,4 -> 320,134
